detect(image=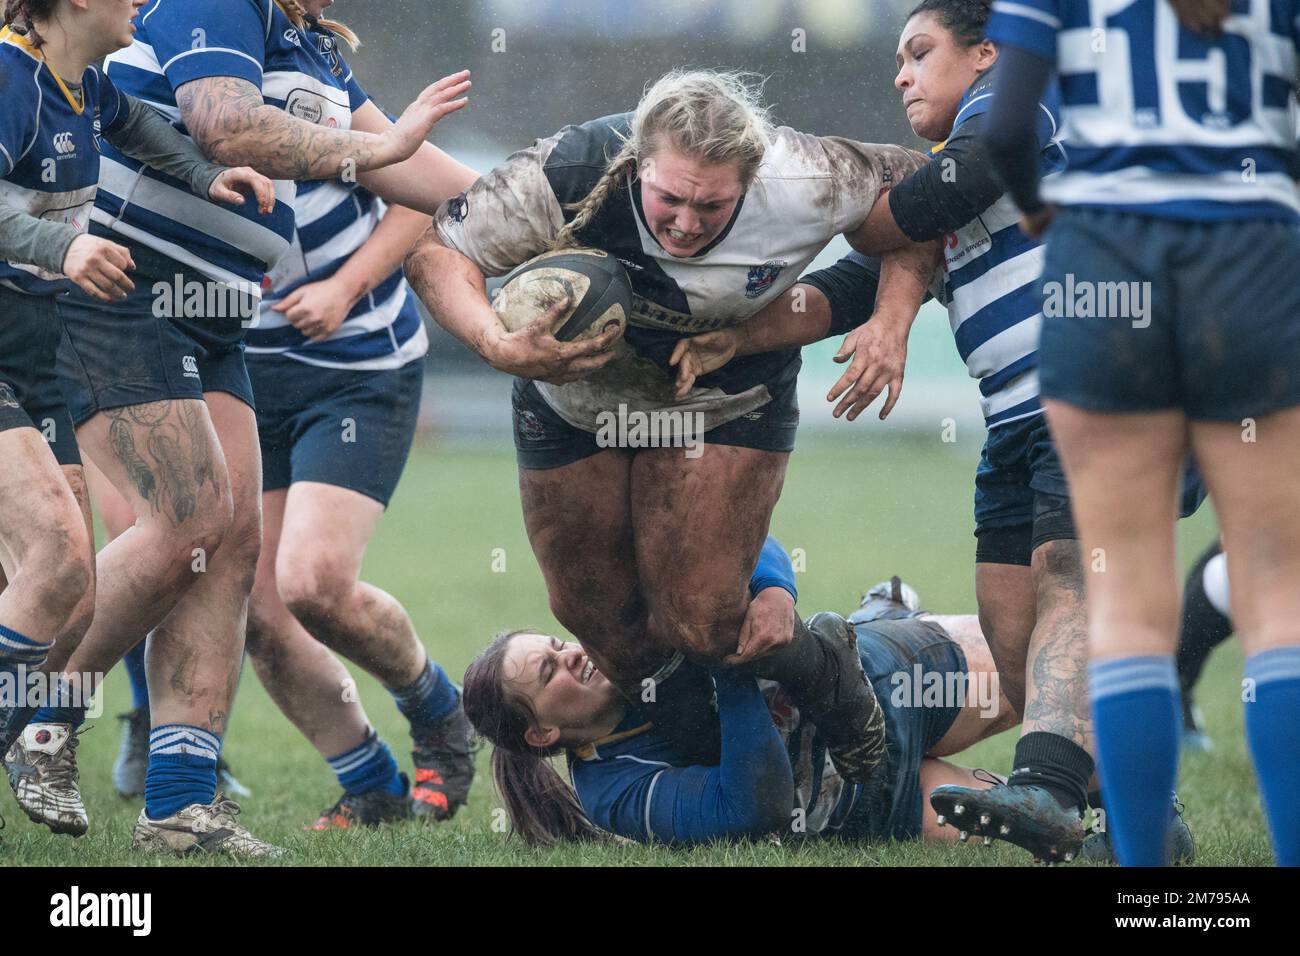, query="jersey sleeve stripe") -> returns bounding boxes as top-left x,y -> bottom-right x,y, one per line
992,1 -> 1061,28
